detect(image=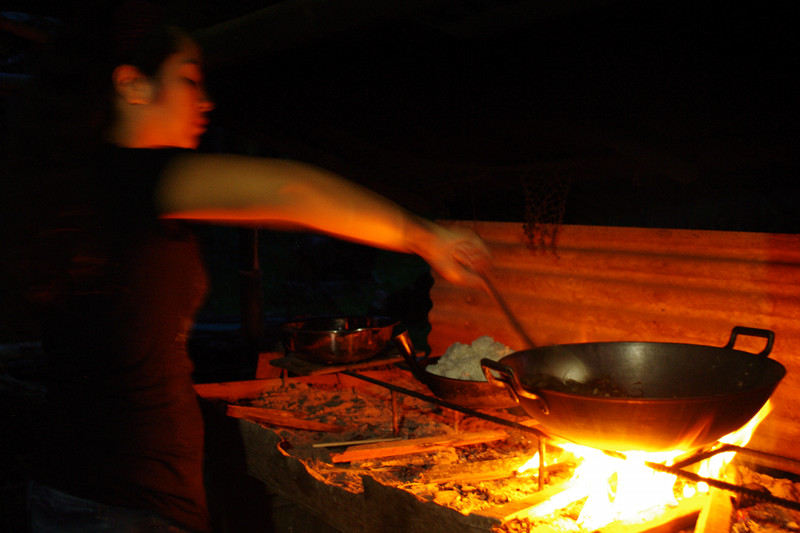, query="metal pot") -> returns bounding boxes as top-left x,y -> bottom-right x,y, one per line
481,327 -> 786,452
400,345 -> 519,409
280,316 -> 406,365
